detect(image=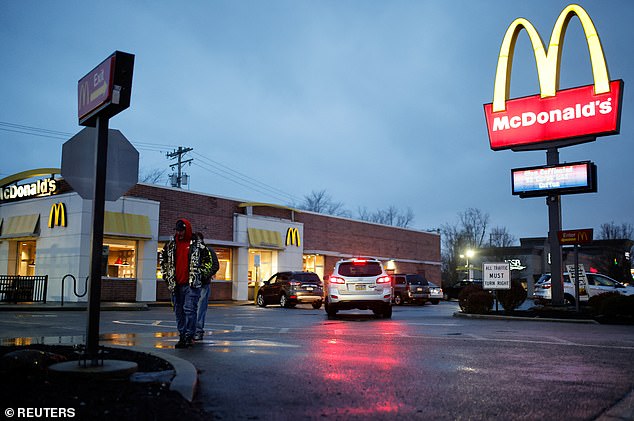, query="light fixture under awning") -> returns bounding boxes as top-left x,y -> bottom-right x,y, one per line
247,228 -> 283,249
104,212 -> 152,238
0,214 -> 40,238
